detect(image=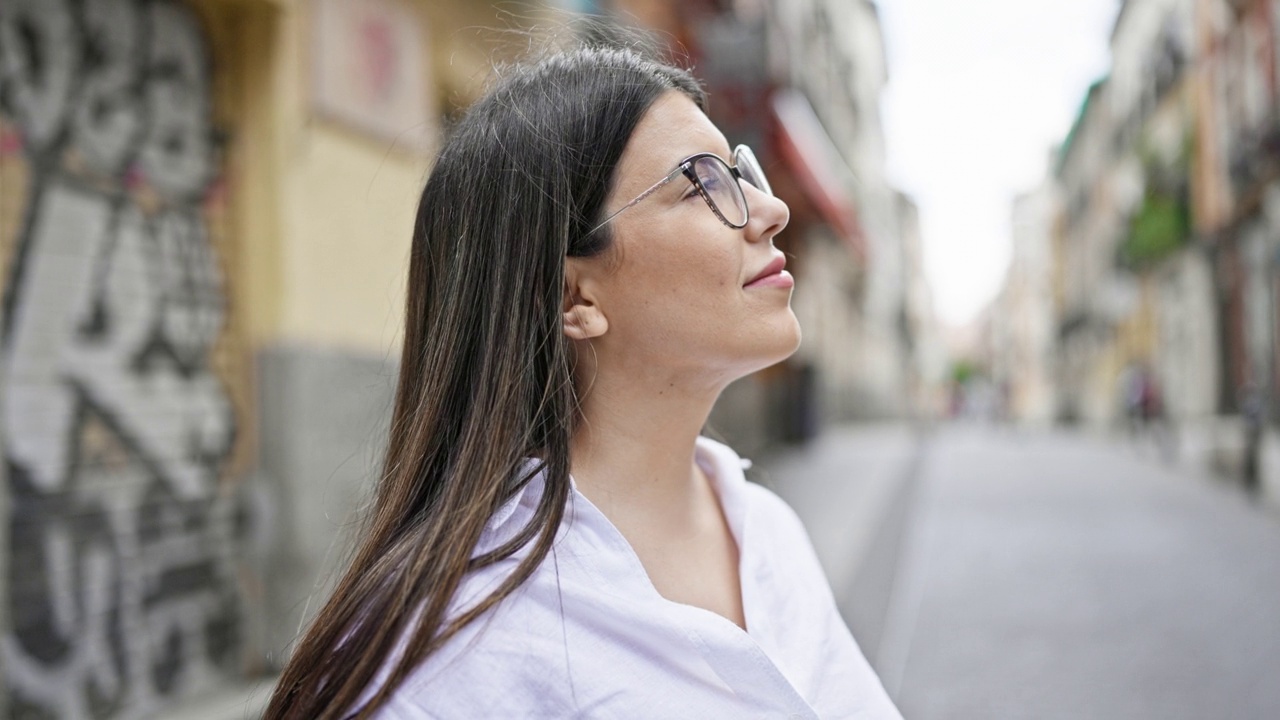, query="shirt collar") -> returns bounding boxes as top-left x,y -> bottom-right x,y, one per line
479,437 -> 755,554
